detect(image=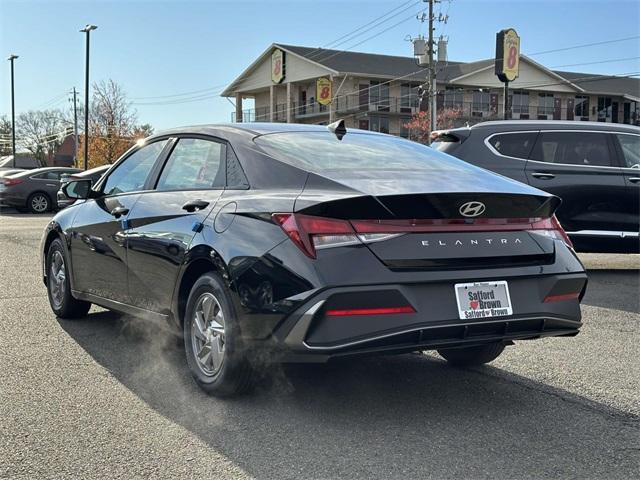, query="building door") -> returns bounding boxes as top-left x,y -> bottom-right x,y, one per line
359,119 -> 369,130
623,103 -> 631,124
299,90 -> 307,115
612,102 -> 619,123
359,84 -> 369,111
553,98 -> 562,120
490,94 -> 499,116
566,98 -> 574,120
